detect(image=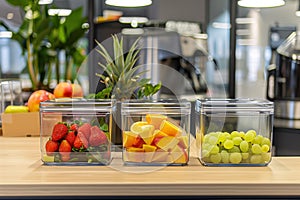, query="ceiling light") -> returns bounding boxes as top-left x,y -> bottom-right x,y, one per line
296,0 -> 300,16
238,0 -> 285,8
48,9 -> 72,16
6,13 -> 14,20
105,0 -> 152,7
0,31 -> 12,38
38,0 -> 53,5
